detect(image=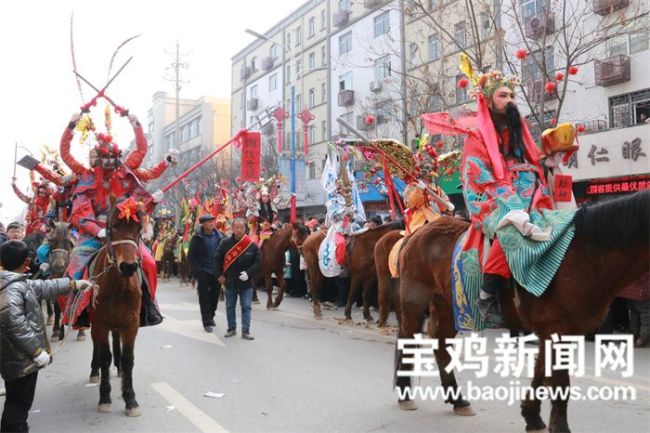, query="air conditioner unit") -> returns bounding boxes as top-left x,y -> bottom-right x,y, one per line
370,80 -> 383,92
